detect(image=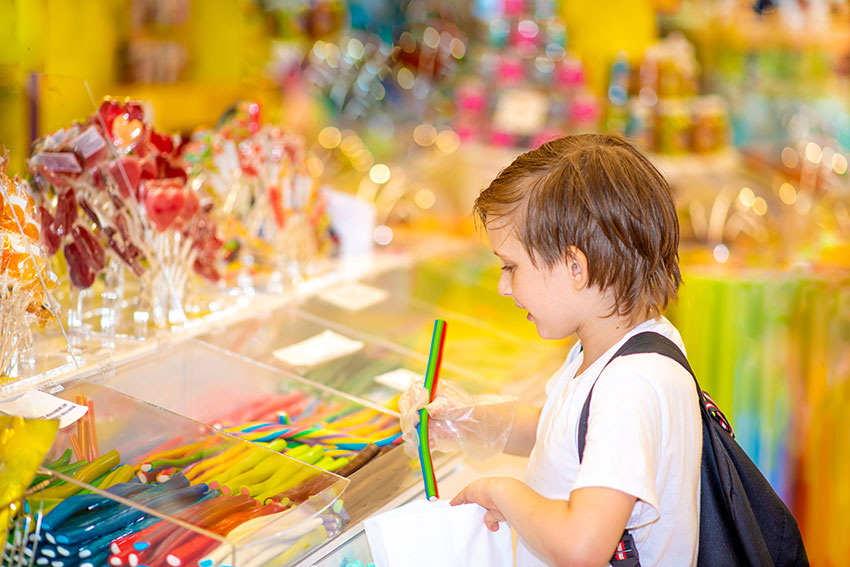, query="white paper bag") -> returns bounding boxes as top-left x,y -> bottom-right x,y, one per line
365,500 -> 513,567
